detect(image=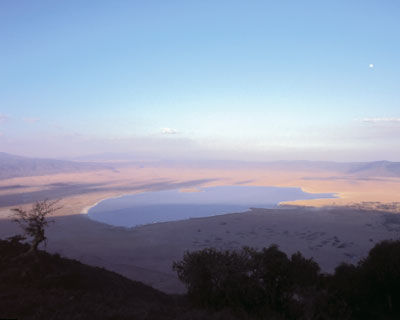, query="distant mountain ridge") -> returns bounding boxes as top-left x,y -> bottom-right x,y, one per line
75,153 -> 400,171
0,152 -> 114,180
261,160 -> 400,177
143,159 -> 400,178
346,161 -> 400,177
1,152 -> 399,180
76,152 -> 400,178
